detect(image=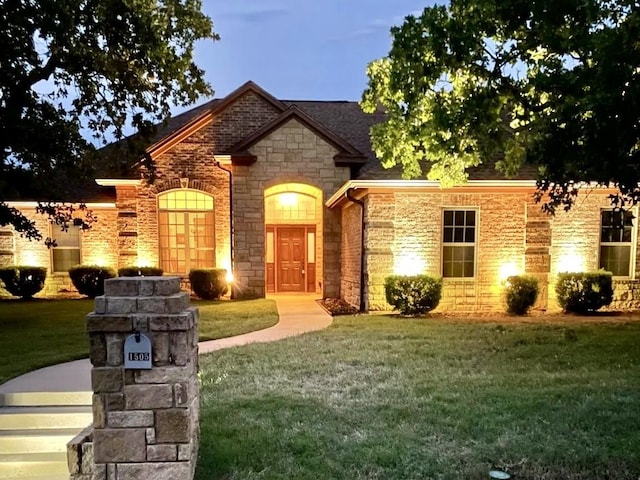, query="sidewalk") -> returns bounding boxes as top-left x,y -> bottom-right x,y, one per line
0,294 -> 332,394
